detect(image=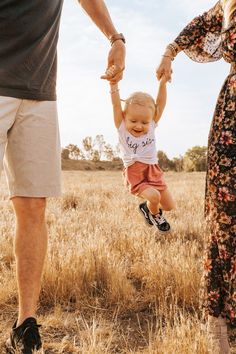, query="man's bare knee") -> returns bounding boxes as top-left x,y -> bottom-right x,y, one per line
12,197 -> 46,224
